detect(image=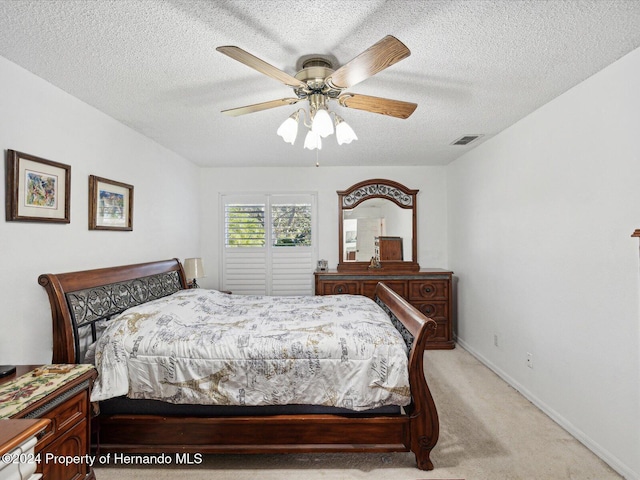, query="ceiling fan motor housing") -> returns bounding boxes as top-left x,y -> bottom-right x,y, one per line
294,57 -> 341,99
